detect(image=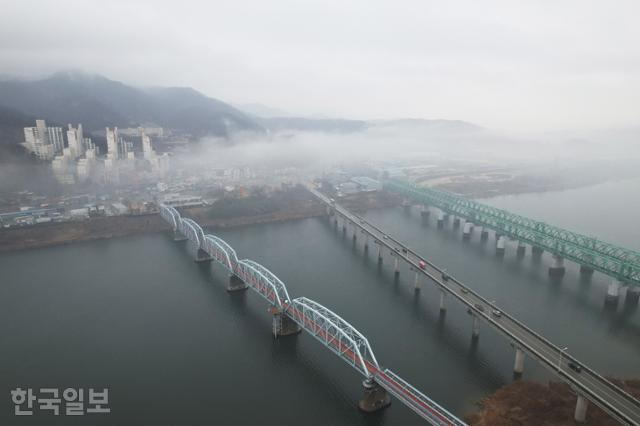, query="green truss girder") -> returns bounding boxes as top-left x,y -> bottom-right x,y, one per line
384,179 -> 640,287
